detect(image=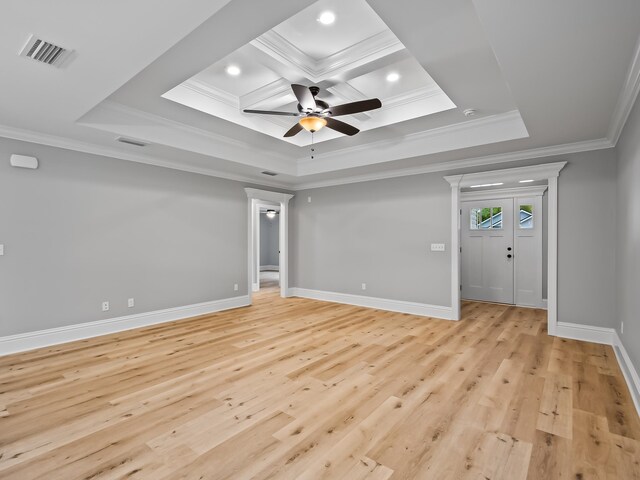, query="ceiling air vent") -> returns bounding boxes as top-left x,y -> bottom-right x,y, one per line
19,35 -> 71,67
261,171 -> 277,176
116,137 -> 147,147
